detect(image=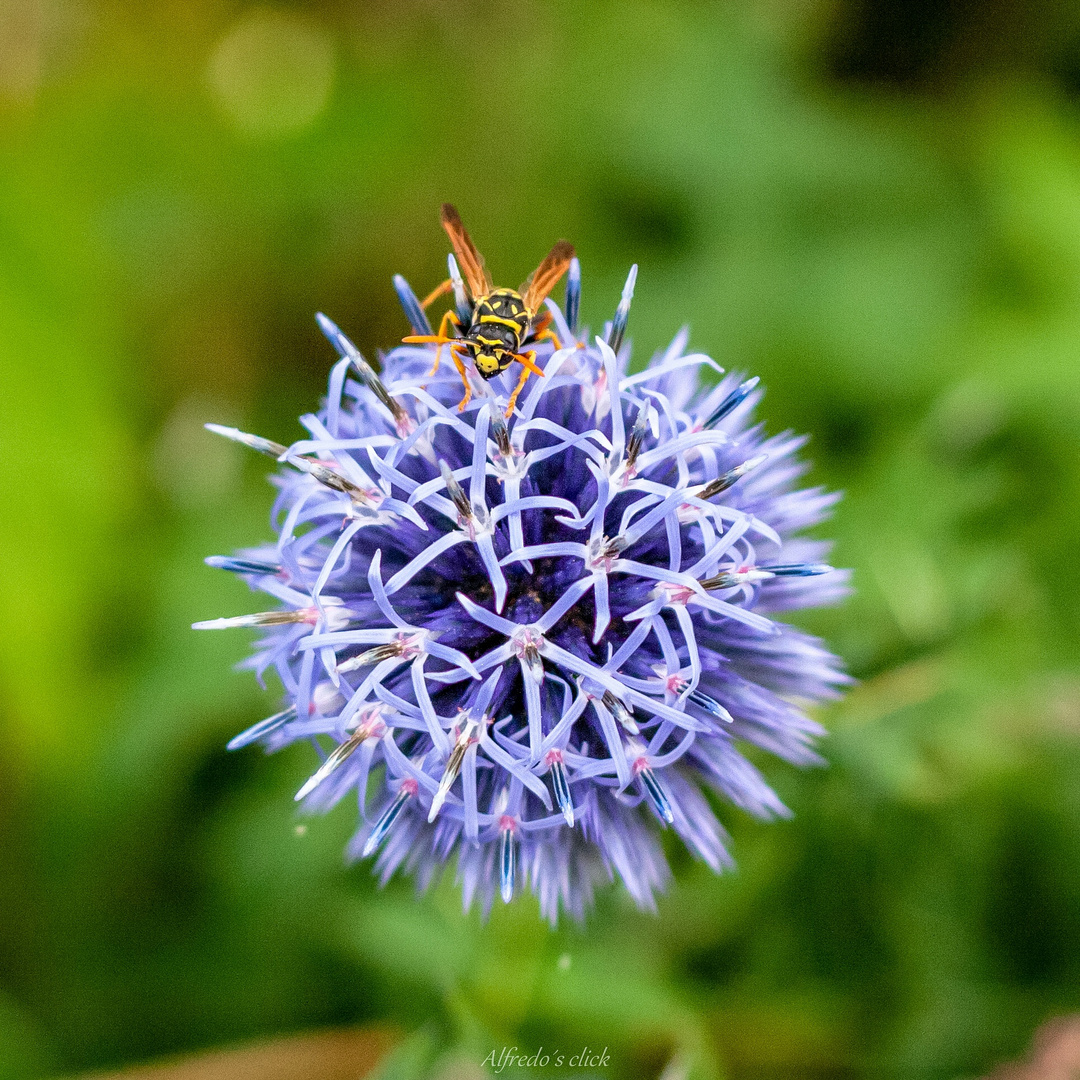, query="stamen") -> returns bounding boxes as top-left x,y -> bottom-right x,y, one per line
602,691 -> 639,734
205,423 -> 381,507
361,779 -> 418,858
428,719 -> 480,822
633,757 -> 674,824
499,816 -> 517,903
193,600 -> 351,632
702,377 -> 759,429
695,453 -> 768,501
700,565 -> 774,590
315,313 -> 412,434
193,608 -> 320,630
336,632 -> 424,674
489,409 -> 514,461
393,274 -> 432,335
687,689 -> 732,722
763,563 -> 834,577
512,627 -> 545,684
290,457 -> 381,507
204,424 -> 287,459
439,460 -> 473,524
448,254 -> 472,325
565,256 -> 581,334
294,712 -> 387,801
205,555 -> 282,576
226,706 -> 297,751
587,533 -> 628,572
623,400 -> 651,476
606,264 -> 638,355
336,646 -> 398,674
545,750 -> 574,827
